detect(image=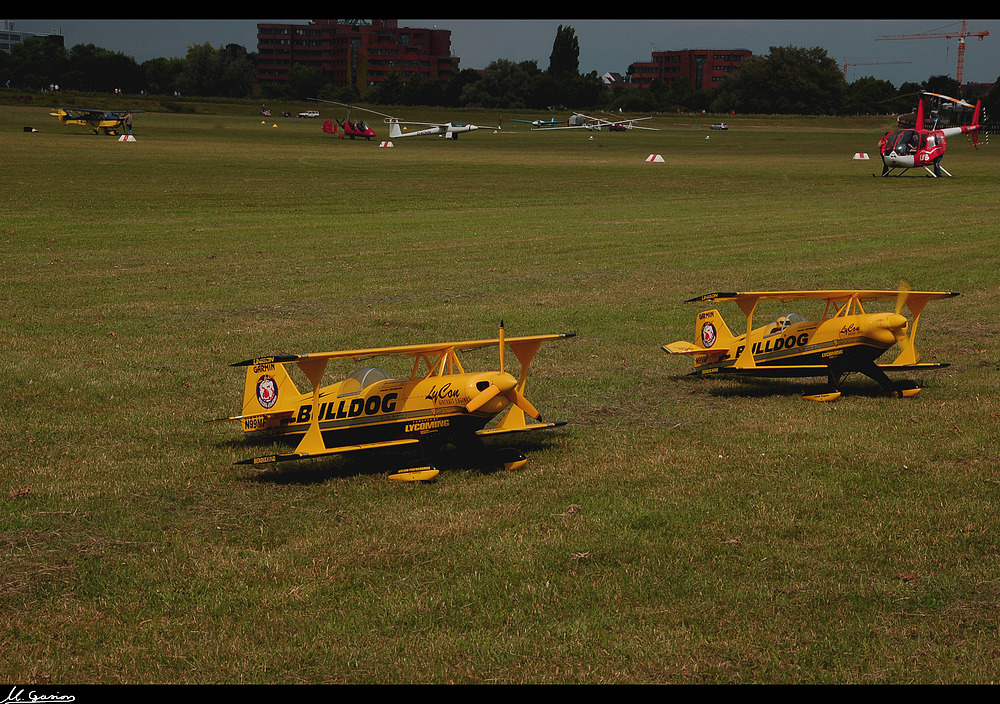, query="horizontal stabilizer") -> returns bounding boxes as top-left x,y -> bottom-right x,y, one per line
662,341 -> 727,357
204,410 -> 294,424
661,341 -> 700,354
